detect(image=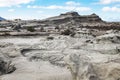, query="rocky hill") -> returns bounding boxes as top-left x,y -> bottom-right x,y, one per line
39,12 -> 103,25
37,11 -> 120,30
0,11 -> 120,35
